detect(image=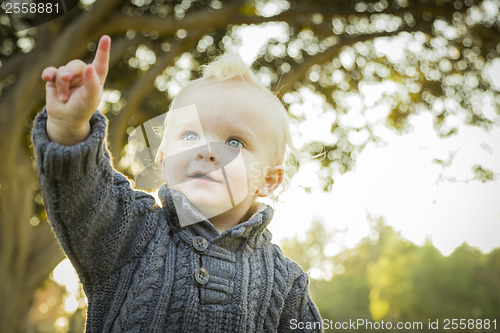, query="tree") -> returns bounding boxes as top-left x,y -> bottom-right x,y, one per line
282,218 -> 500,333
1,0 -> 498,331
281,216 -> 397,331
367,240 -> 500,332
